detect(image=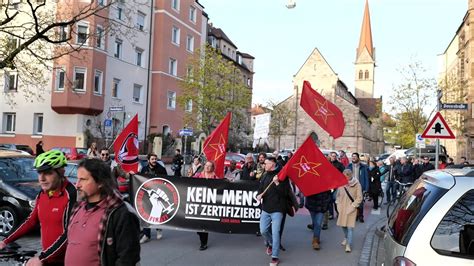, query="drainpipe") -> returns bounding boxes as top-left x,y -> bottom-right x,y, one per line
143,0 -> 154,153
